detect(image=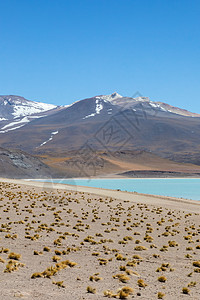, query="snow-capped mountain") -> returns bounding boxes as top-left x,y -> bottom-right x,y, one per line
0,95 -> 62,133
0,93 -> 199,134
0,92 -> 200,167
67,92 -> 200,121
107,94 -> 200,117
